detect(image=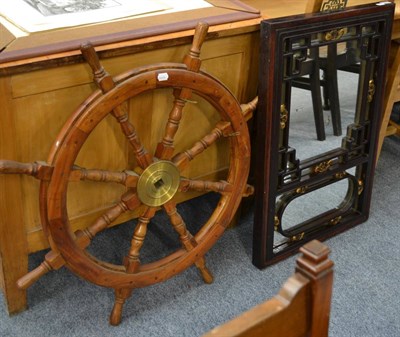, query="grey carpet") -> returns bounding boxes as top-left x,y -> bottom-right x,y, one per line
1,71 -> 399,336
